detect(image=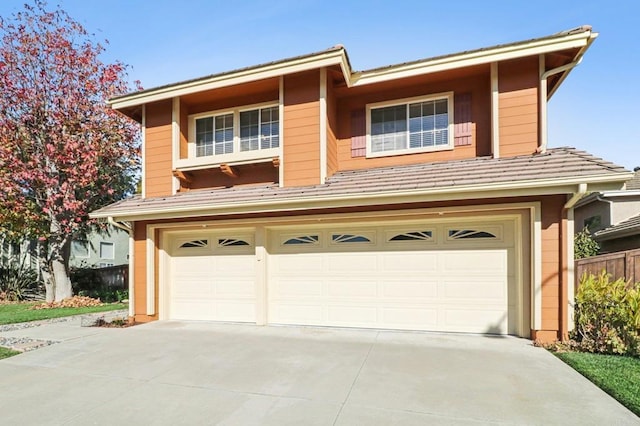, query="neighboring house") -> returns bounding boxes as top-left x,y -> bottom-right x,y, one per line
0,226 -> 129,272
92,26 -> 633,343
69,228 -> 130,268
574,167 -> 640,252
